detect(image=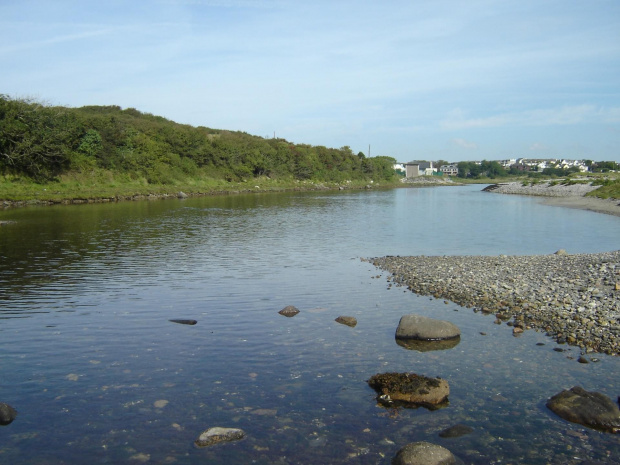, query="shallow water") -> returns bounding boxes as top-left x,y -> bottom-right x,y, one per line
0,186 -> 619,464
